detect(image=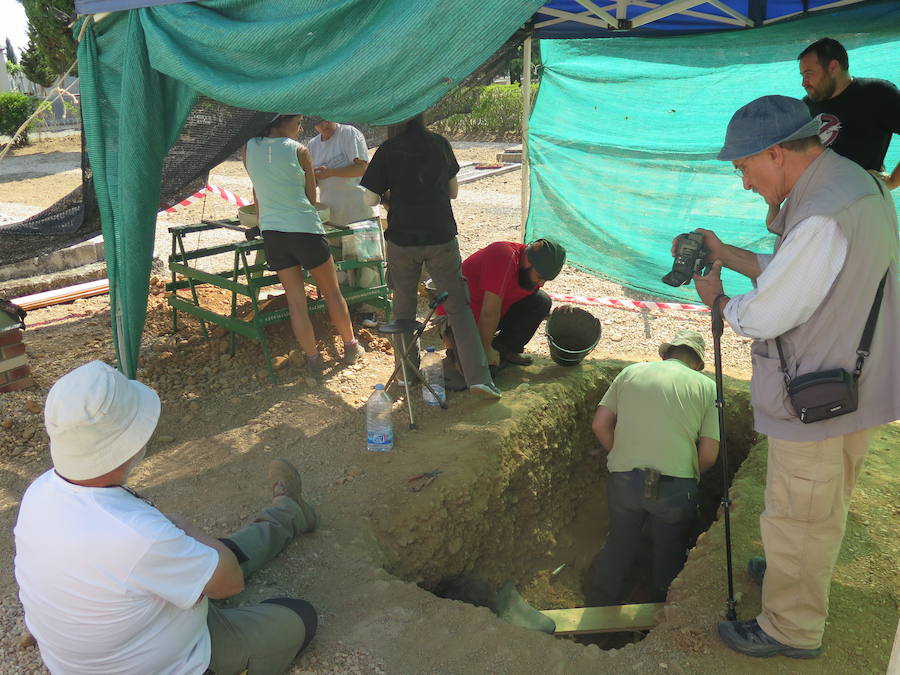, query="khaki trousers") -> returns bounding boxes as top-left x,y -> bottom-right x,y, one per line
756,428 -> 874,649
